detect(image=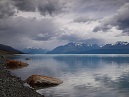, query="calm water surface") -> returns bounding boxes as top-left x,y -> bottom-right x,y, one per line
10,54 -> 129,97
